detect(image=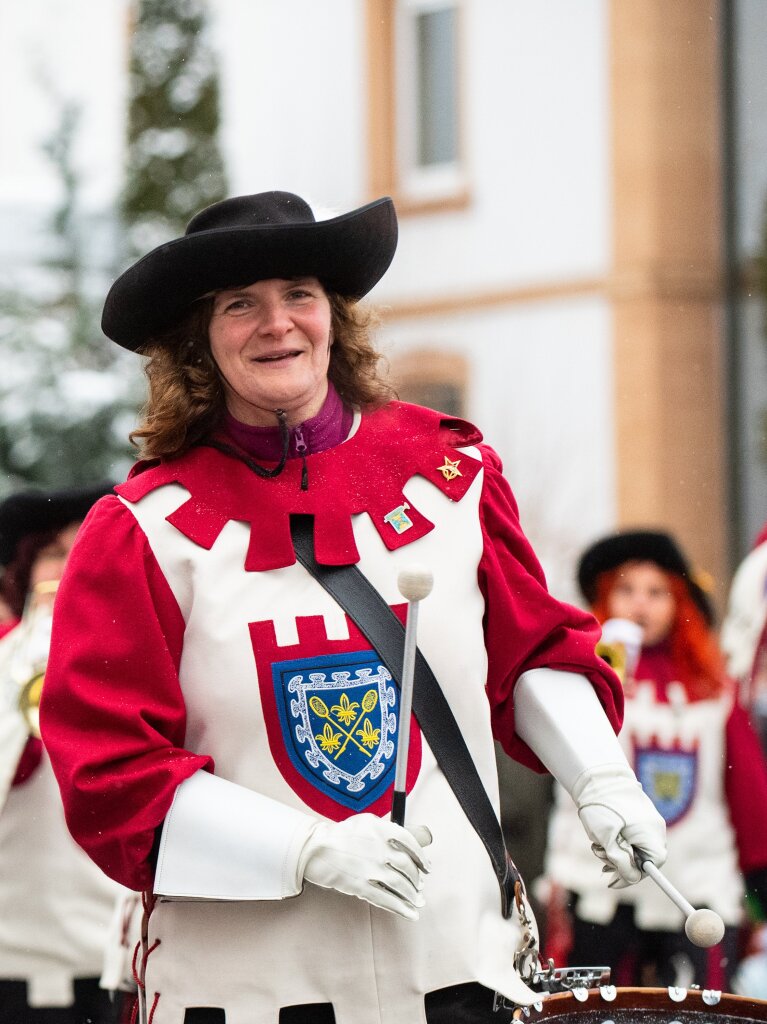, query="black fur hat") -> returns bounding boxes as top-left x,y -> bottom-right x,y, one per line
0,482 -> 115,567
577,529 -> 715,625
